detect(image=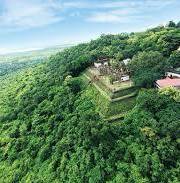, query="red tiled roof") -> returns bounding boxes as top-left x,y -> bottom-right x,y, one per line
156,77 -> 180,88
